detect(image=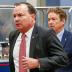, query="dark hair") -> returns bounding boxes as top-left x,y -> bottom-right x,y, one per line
48,8 -> 67,21
14,2 -> 37,15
